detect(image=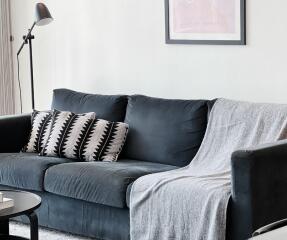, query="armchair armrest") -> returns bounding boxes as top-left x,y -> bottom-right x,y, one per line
230,140 -> 287,239
0,114 -> 31,153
